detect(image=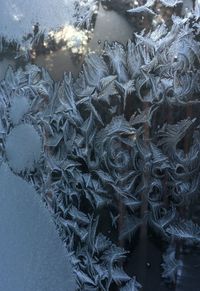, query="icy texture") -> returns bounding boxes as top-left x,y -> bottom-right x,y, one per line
9,95 -> 30,125
5,124 -> 42,173
1,1 -> 200,289
0,163 -> 76,291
